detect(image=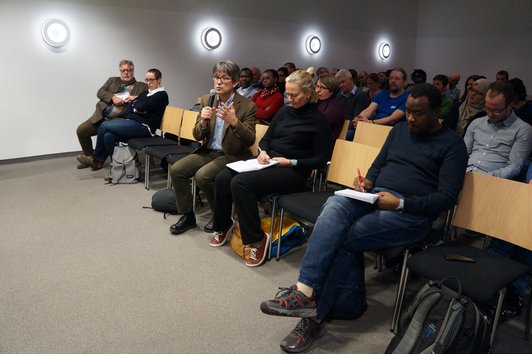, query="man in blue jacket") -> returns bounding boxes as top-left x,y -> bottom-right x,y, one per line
260,83 -> 469,353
